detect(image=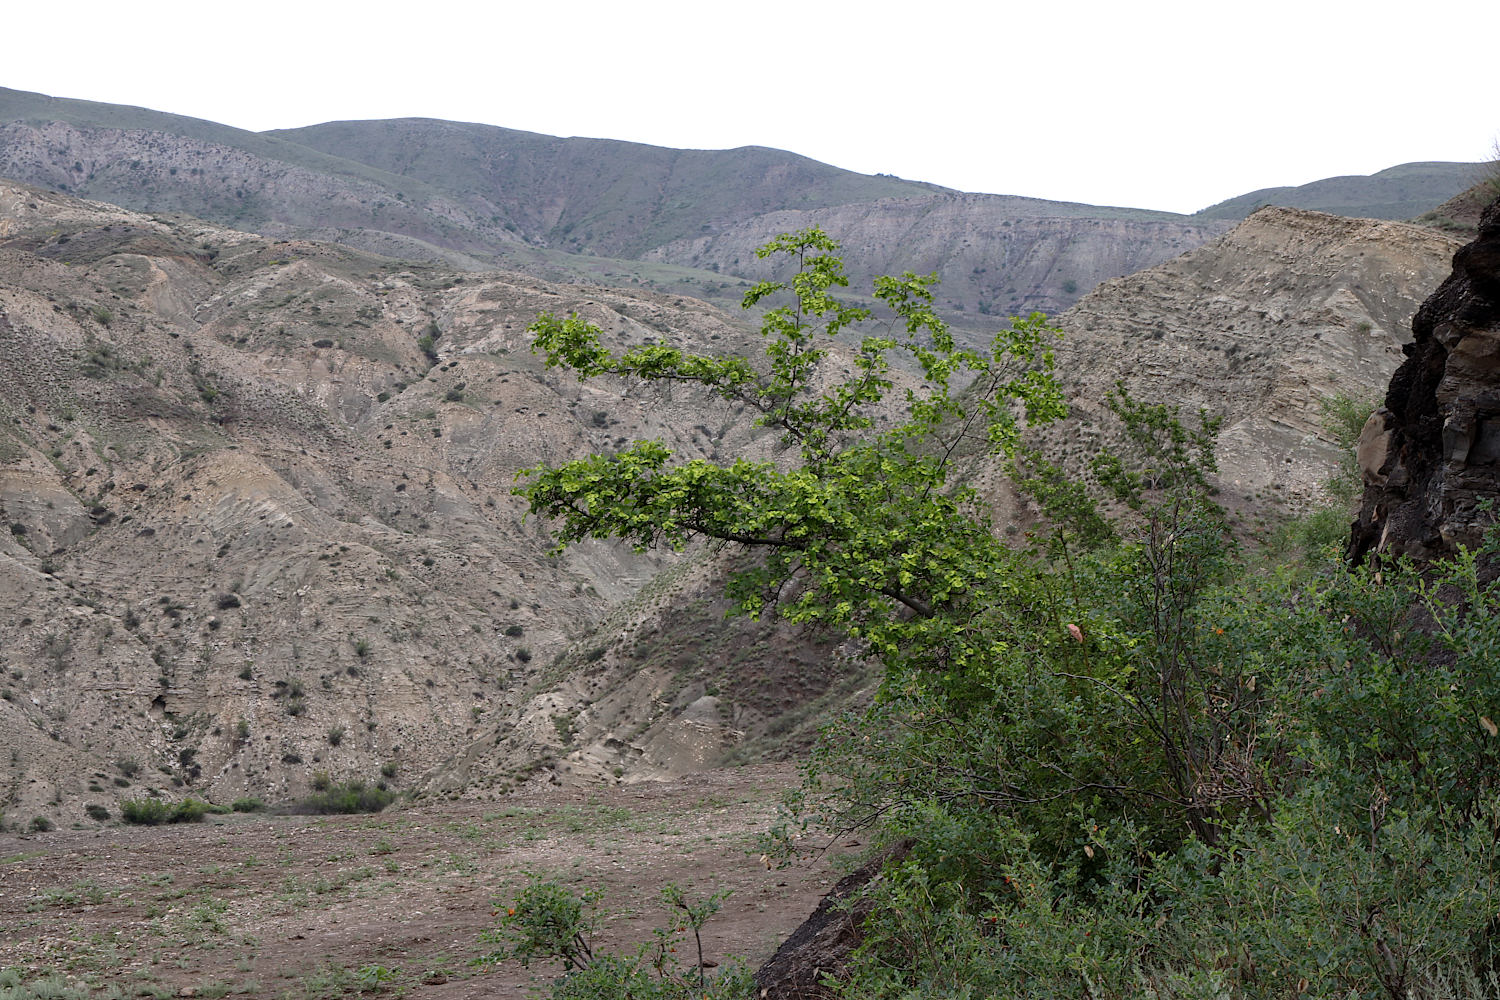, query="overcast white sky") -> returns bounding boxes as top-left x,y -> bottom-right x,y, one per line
6,0 -> 1496,214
